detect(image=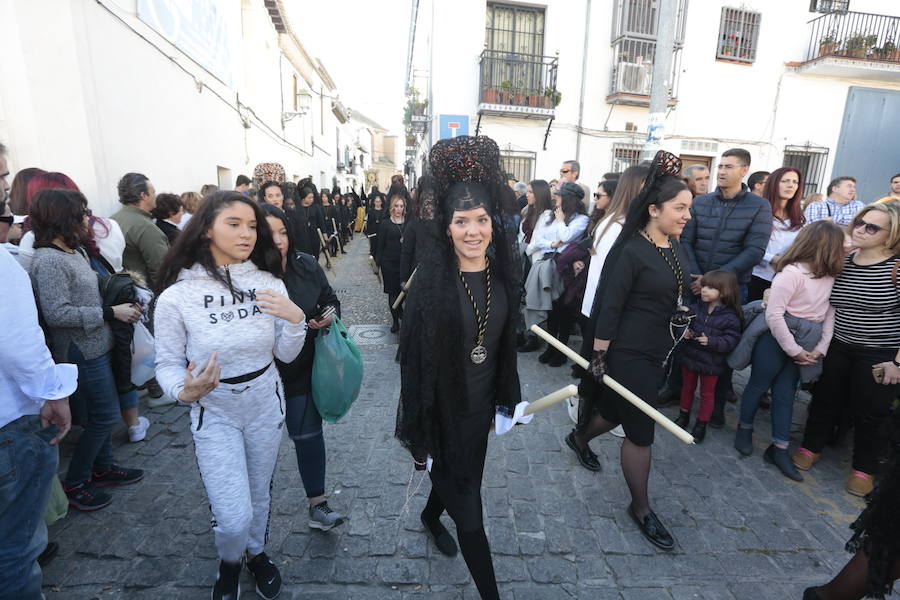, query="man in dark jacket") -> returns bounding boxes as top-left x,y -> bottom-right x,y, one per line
663,148 -> 773,427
